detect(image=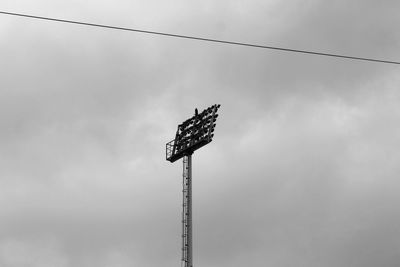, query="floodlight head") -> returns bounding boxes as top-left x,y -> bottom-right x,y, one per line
166,104 -> 221,162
